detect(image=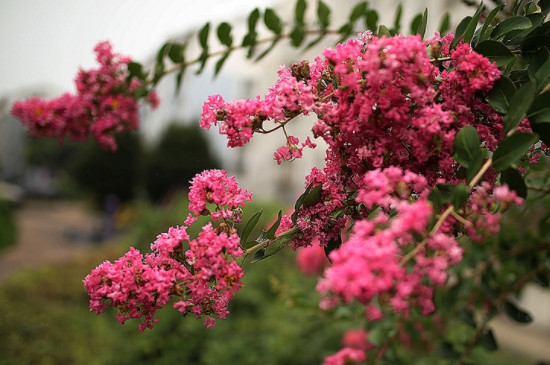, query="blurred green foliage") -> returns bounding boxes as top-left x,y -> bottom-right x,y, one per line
0,199 -> 17,250
142,123 -> 220,203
